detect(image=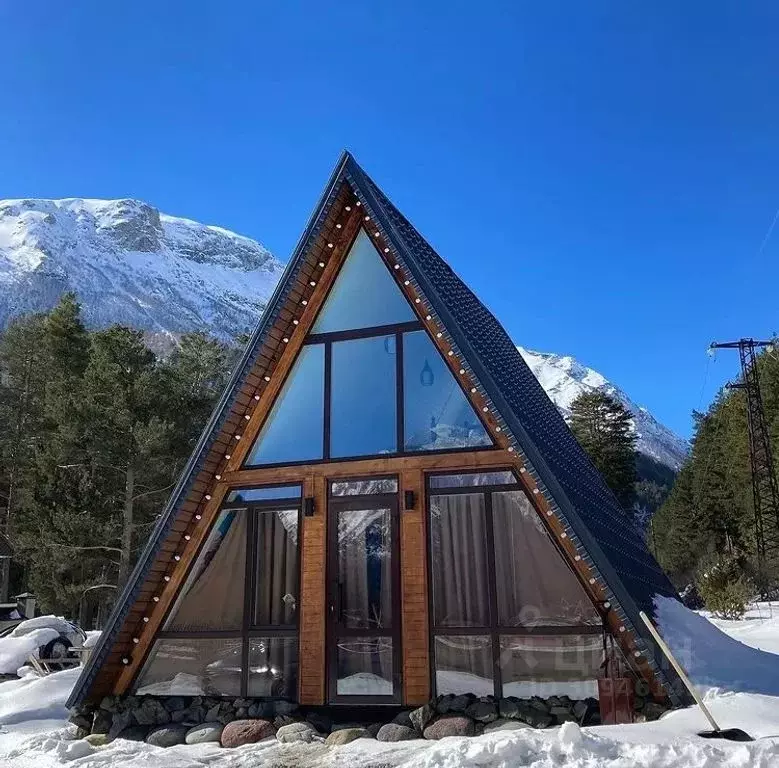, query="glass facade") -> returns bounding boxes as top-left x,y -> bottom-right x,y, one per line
331,336 -> 397,458
429,482 -> 604,699
312,229 -> 416,333
403,331 -> 491,451
246,344 -> 324,466
137,491 -> 302,699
